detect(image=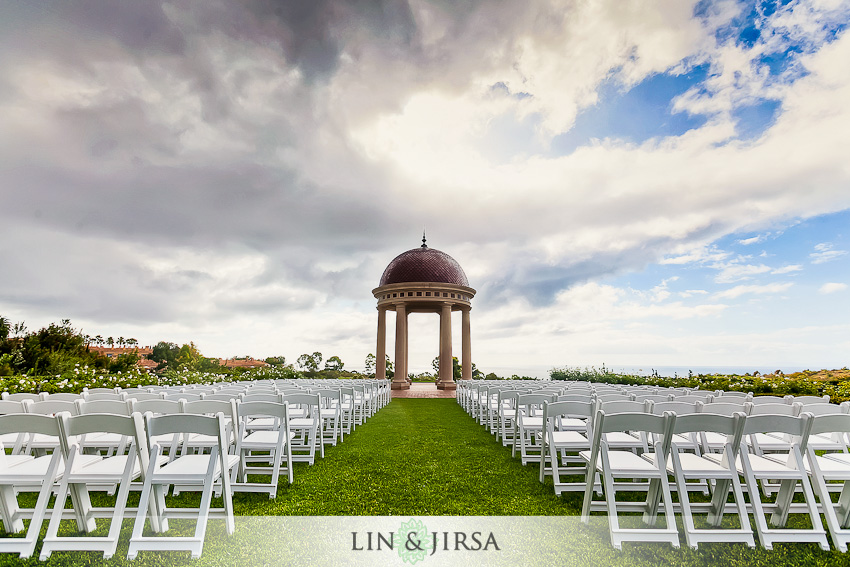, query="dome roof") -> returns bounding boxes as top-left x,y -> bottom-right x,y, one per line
379,244 -> 470,287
